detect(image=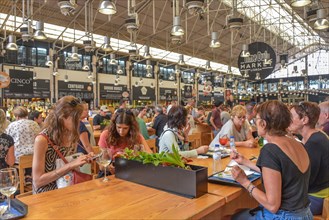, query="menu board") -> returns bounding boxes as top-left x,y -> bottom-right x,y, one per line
159,88 -> 178,101
182,85 -> 193,98
33,79 -> 50,98
132,86 -> 155,101
100,83 -> 128,100
58,81 -> 94,100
